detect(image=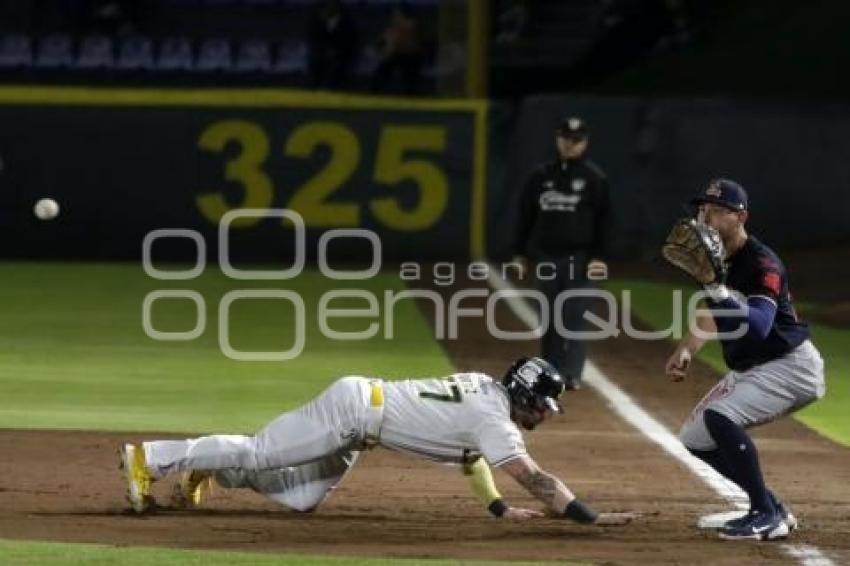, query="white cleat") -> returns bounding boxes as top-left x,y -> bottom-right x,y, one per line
718,510 -> 789,541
